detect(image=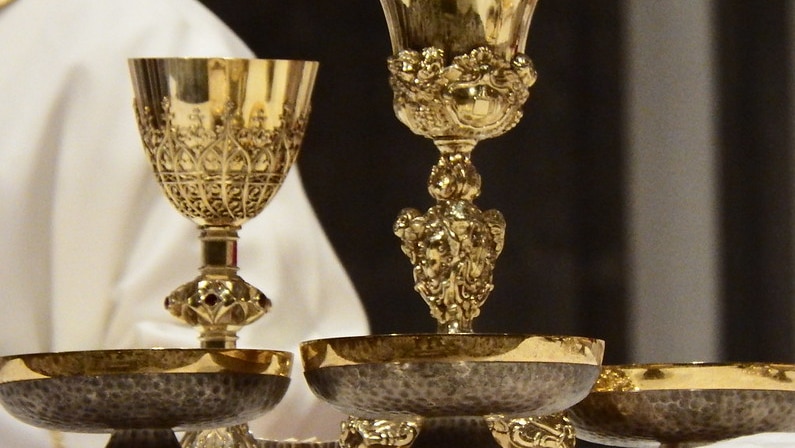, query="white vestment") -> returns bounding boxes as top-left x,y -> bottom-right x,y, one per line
0,0 -> 368,445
